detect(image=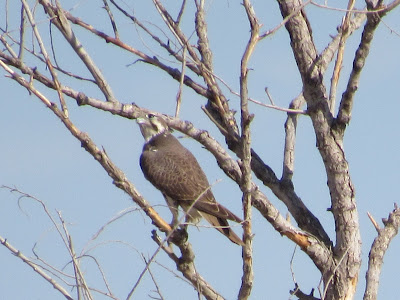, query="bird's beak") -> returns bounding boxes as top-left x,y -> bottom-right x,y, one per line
136,117 -> 153,141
